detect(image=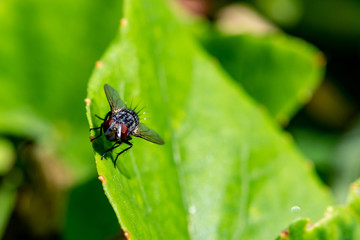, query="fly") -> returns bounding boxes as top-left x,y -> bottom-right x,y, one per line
90,84 -> 165,167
